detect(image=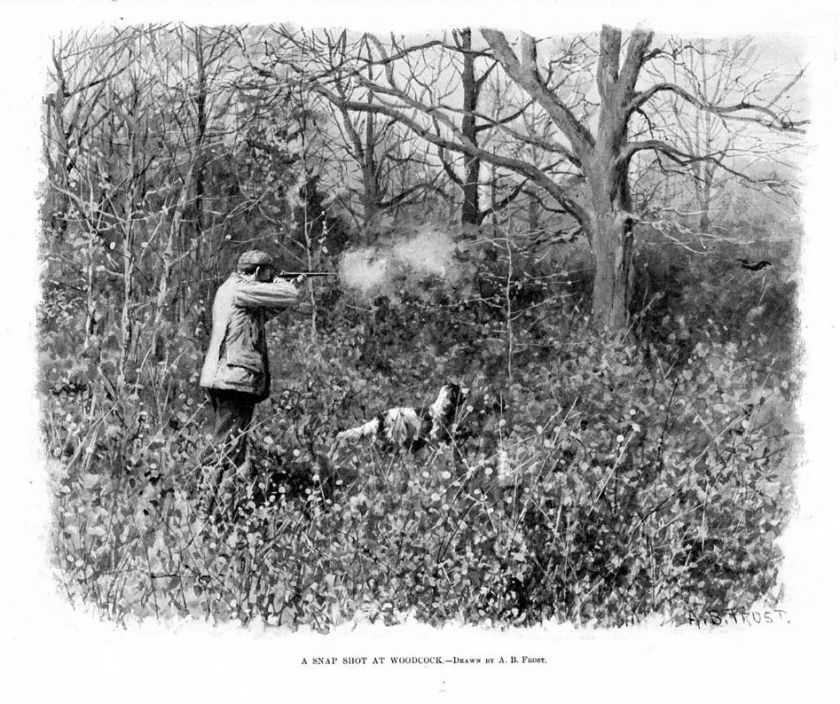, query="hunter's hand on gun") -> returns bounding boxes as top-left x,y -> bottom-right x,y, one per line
274,275 -> 307,285
274,271 -> 339,285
